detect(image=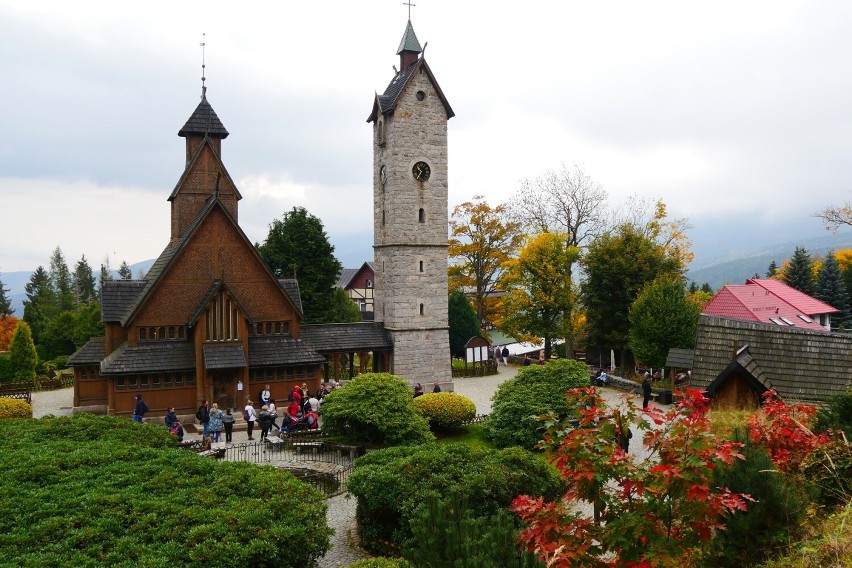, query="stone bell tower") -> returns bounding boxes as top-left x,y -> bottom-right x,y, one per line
367,19 -> 454,388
